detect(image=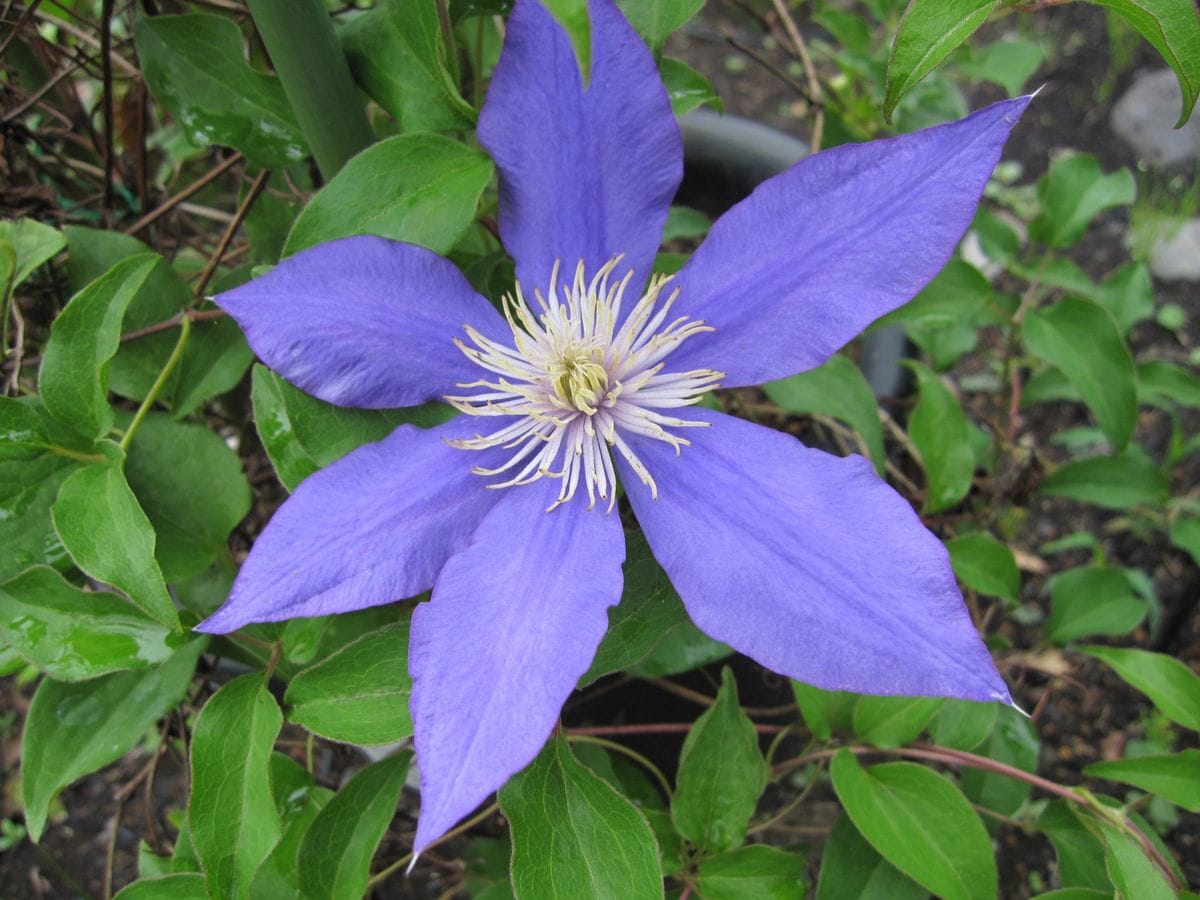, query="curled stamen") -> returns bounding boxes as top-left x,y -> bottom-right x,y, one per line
446,255 -> 723,510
